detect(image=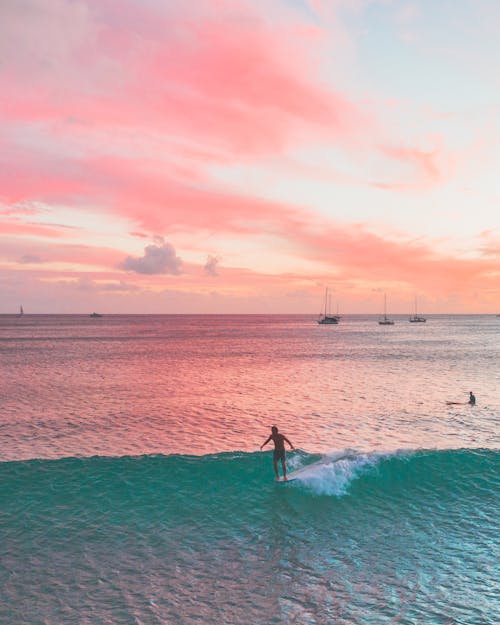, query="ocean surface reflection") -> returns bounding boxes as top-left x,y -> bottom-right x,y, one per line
0,314 -> 498,460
